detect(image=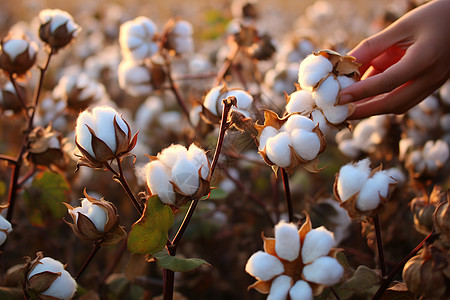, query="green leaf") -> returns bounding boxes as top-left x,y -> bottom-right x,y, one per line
153,250 -> 210,272
340,265 -> 381,292
203,187 -> 227,200
23,171 -> 71,227
127,195 -> 174,255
